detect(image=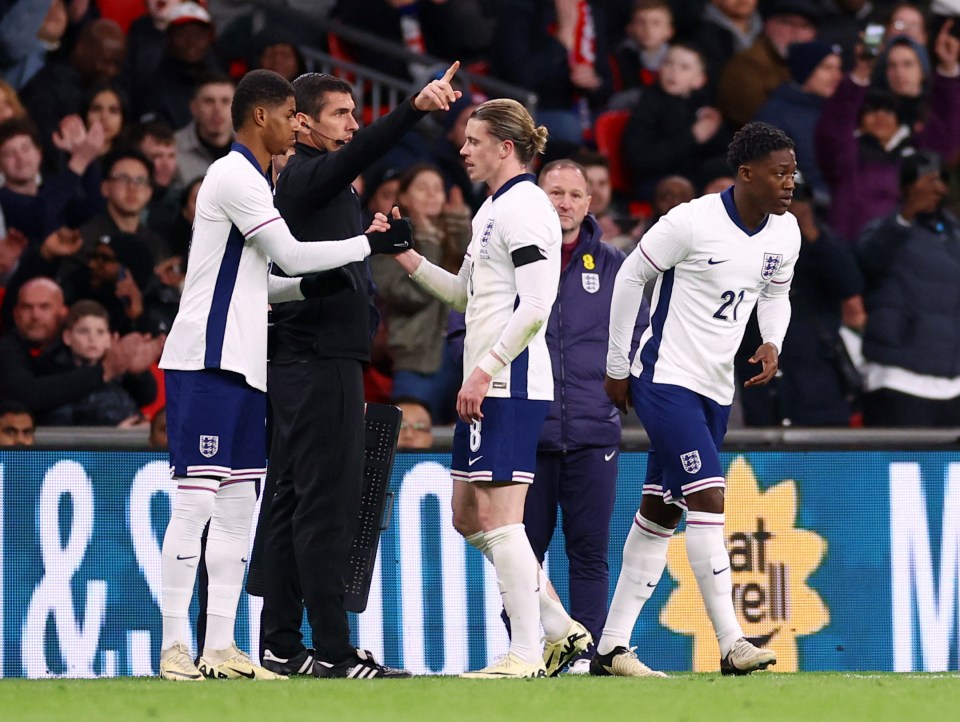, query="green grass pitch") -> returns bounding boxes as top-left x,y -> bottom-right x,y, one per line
3,673 -> 960,722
